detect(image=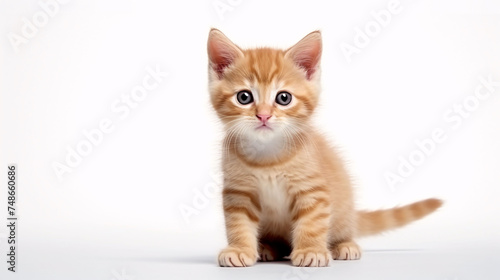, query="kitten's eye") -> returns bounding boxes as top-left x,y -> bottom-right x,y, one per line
236,90 -> 254,105
276,91 -> 292,106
